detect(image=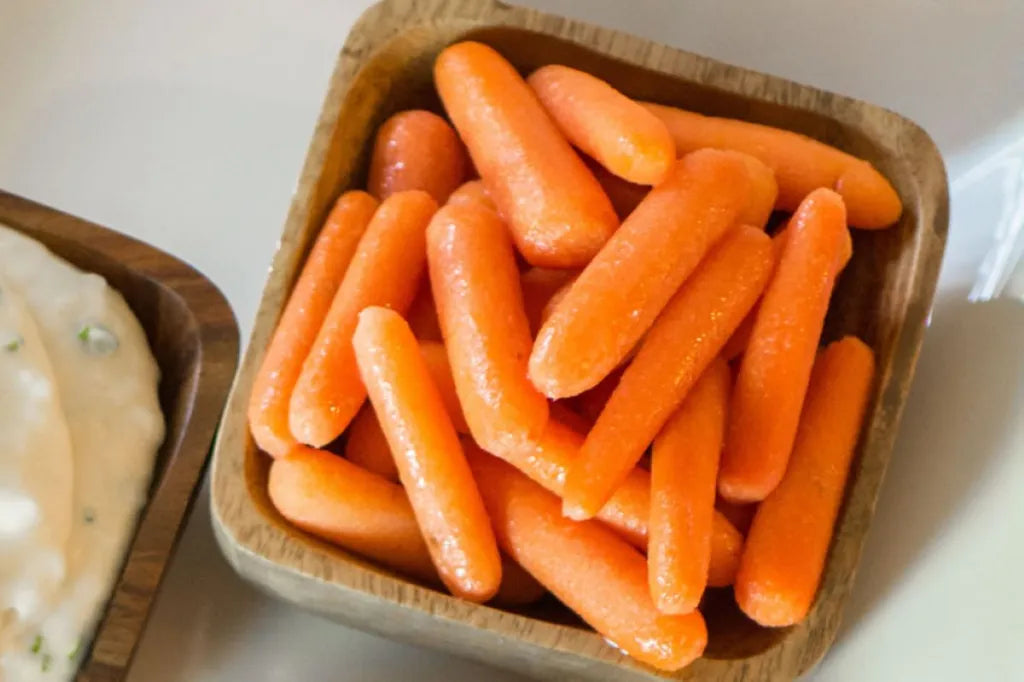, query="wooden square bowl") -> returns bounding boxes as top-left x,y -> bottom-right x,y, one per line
0,190 -> 240,681
210,0 -> 948,679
